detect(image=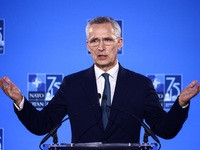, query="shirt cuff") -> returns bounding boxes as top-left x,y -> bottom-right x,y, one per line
181,103 -> 189,109
13,96 -> 25,111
